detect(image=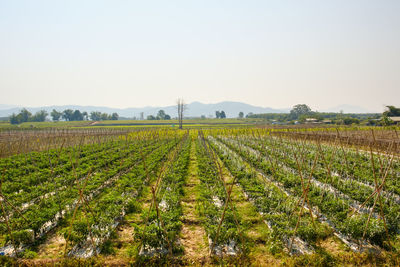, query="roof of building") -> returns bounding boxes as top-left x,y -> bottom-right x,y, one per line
389,116 -> 400,122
